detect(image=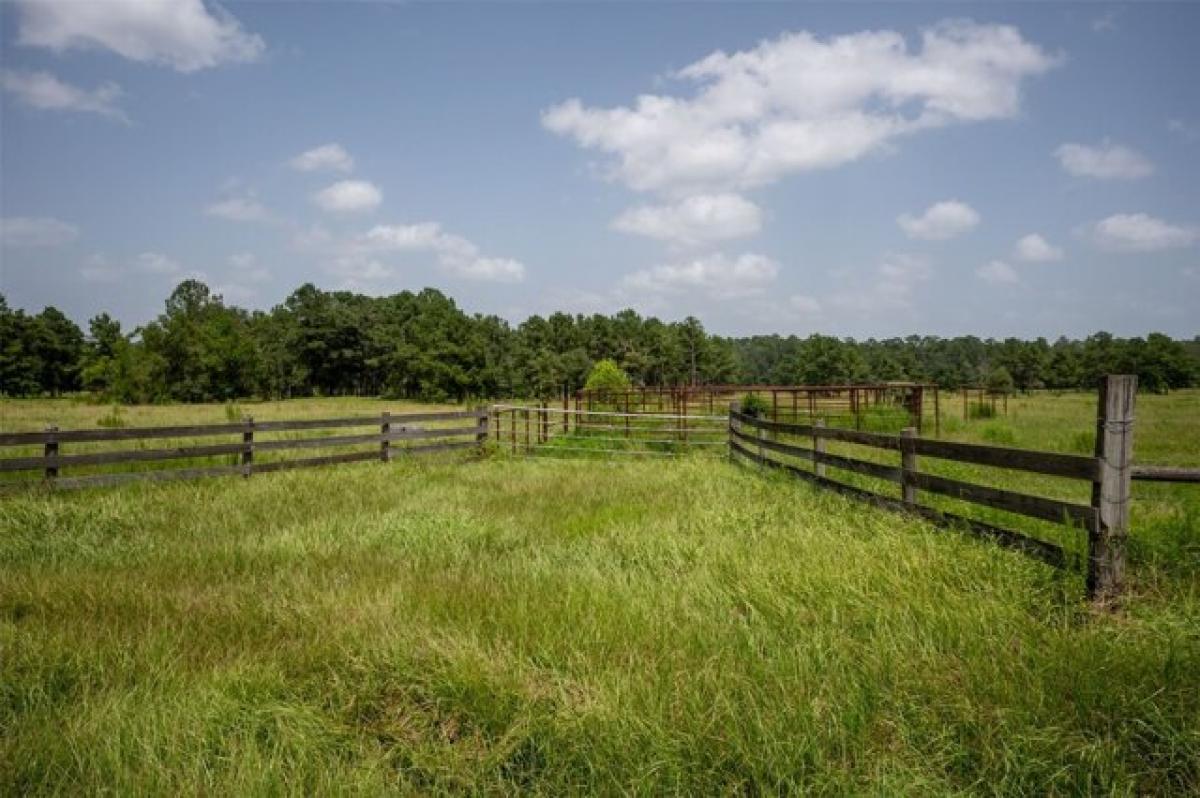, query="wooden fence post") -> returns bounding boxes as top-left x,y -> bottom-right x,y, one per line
44,425 -> 59,483
900,427 -> 918,505
727,402 -> 738,461
380,411 -> 391,463
1089,374 -> 1136,605
242,416 -> 255,476
933,386 -> 941,438
476,406 -> 489,452
813,419 -> 826,478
